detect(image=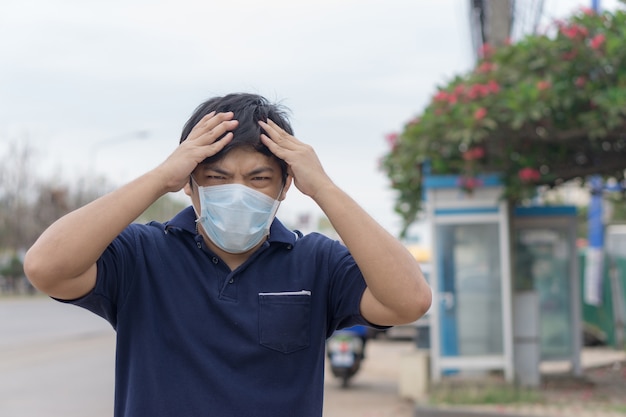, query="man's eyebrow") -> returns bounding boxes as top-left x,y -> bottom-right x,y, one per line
246,167 -> 275,176
204,166 -> 231,175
